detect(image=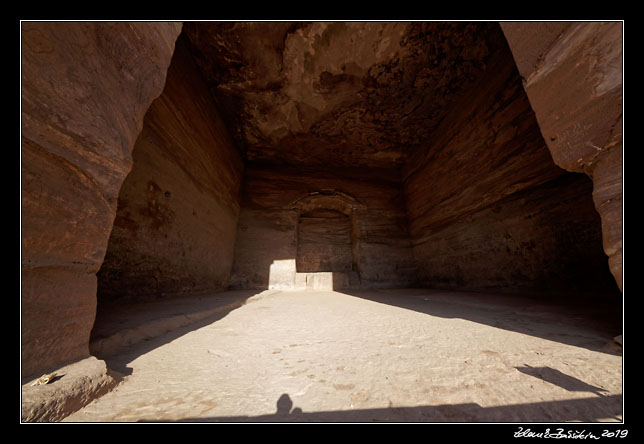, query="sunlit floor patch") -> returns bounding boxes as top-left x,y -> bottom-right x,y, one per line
65,289 -> 622,423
